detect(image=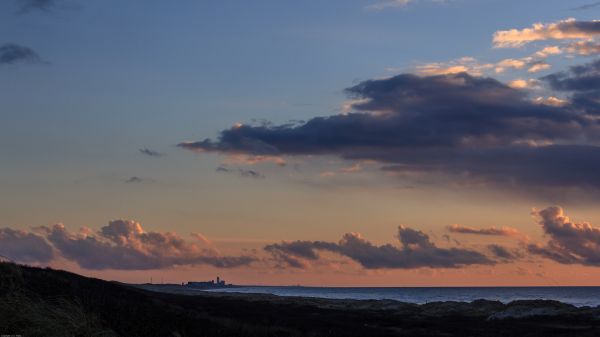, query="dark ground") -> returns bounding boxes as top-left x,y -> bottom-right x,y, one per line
2,262 -> 600,336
